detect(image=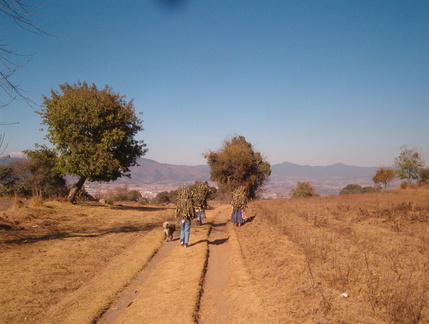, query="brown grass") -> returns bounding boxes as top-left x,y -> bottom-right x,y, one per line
0,201 -> 175,323
245,187 -> 429,323
2,188 -> 429,323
